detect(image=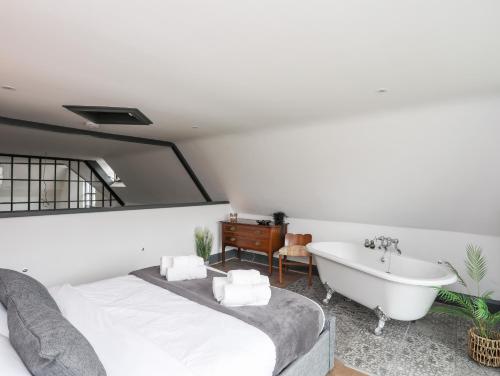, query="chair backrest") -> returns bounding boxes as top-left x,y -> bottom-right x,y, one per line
285,233 -> 312,247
